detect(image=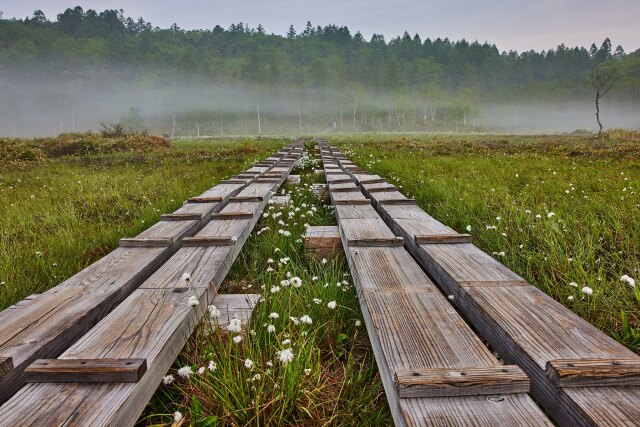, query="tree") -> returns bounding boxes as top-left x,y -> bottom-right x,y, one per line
286,25 -> 296,39
589,65 -> 619,136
